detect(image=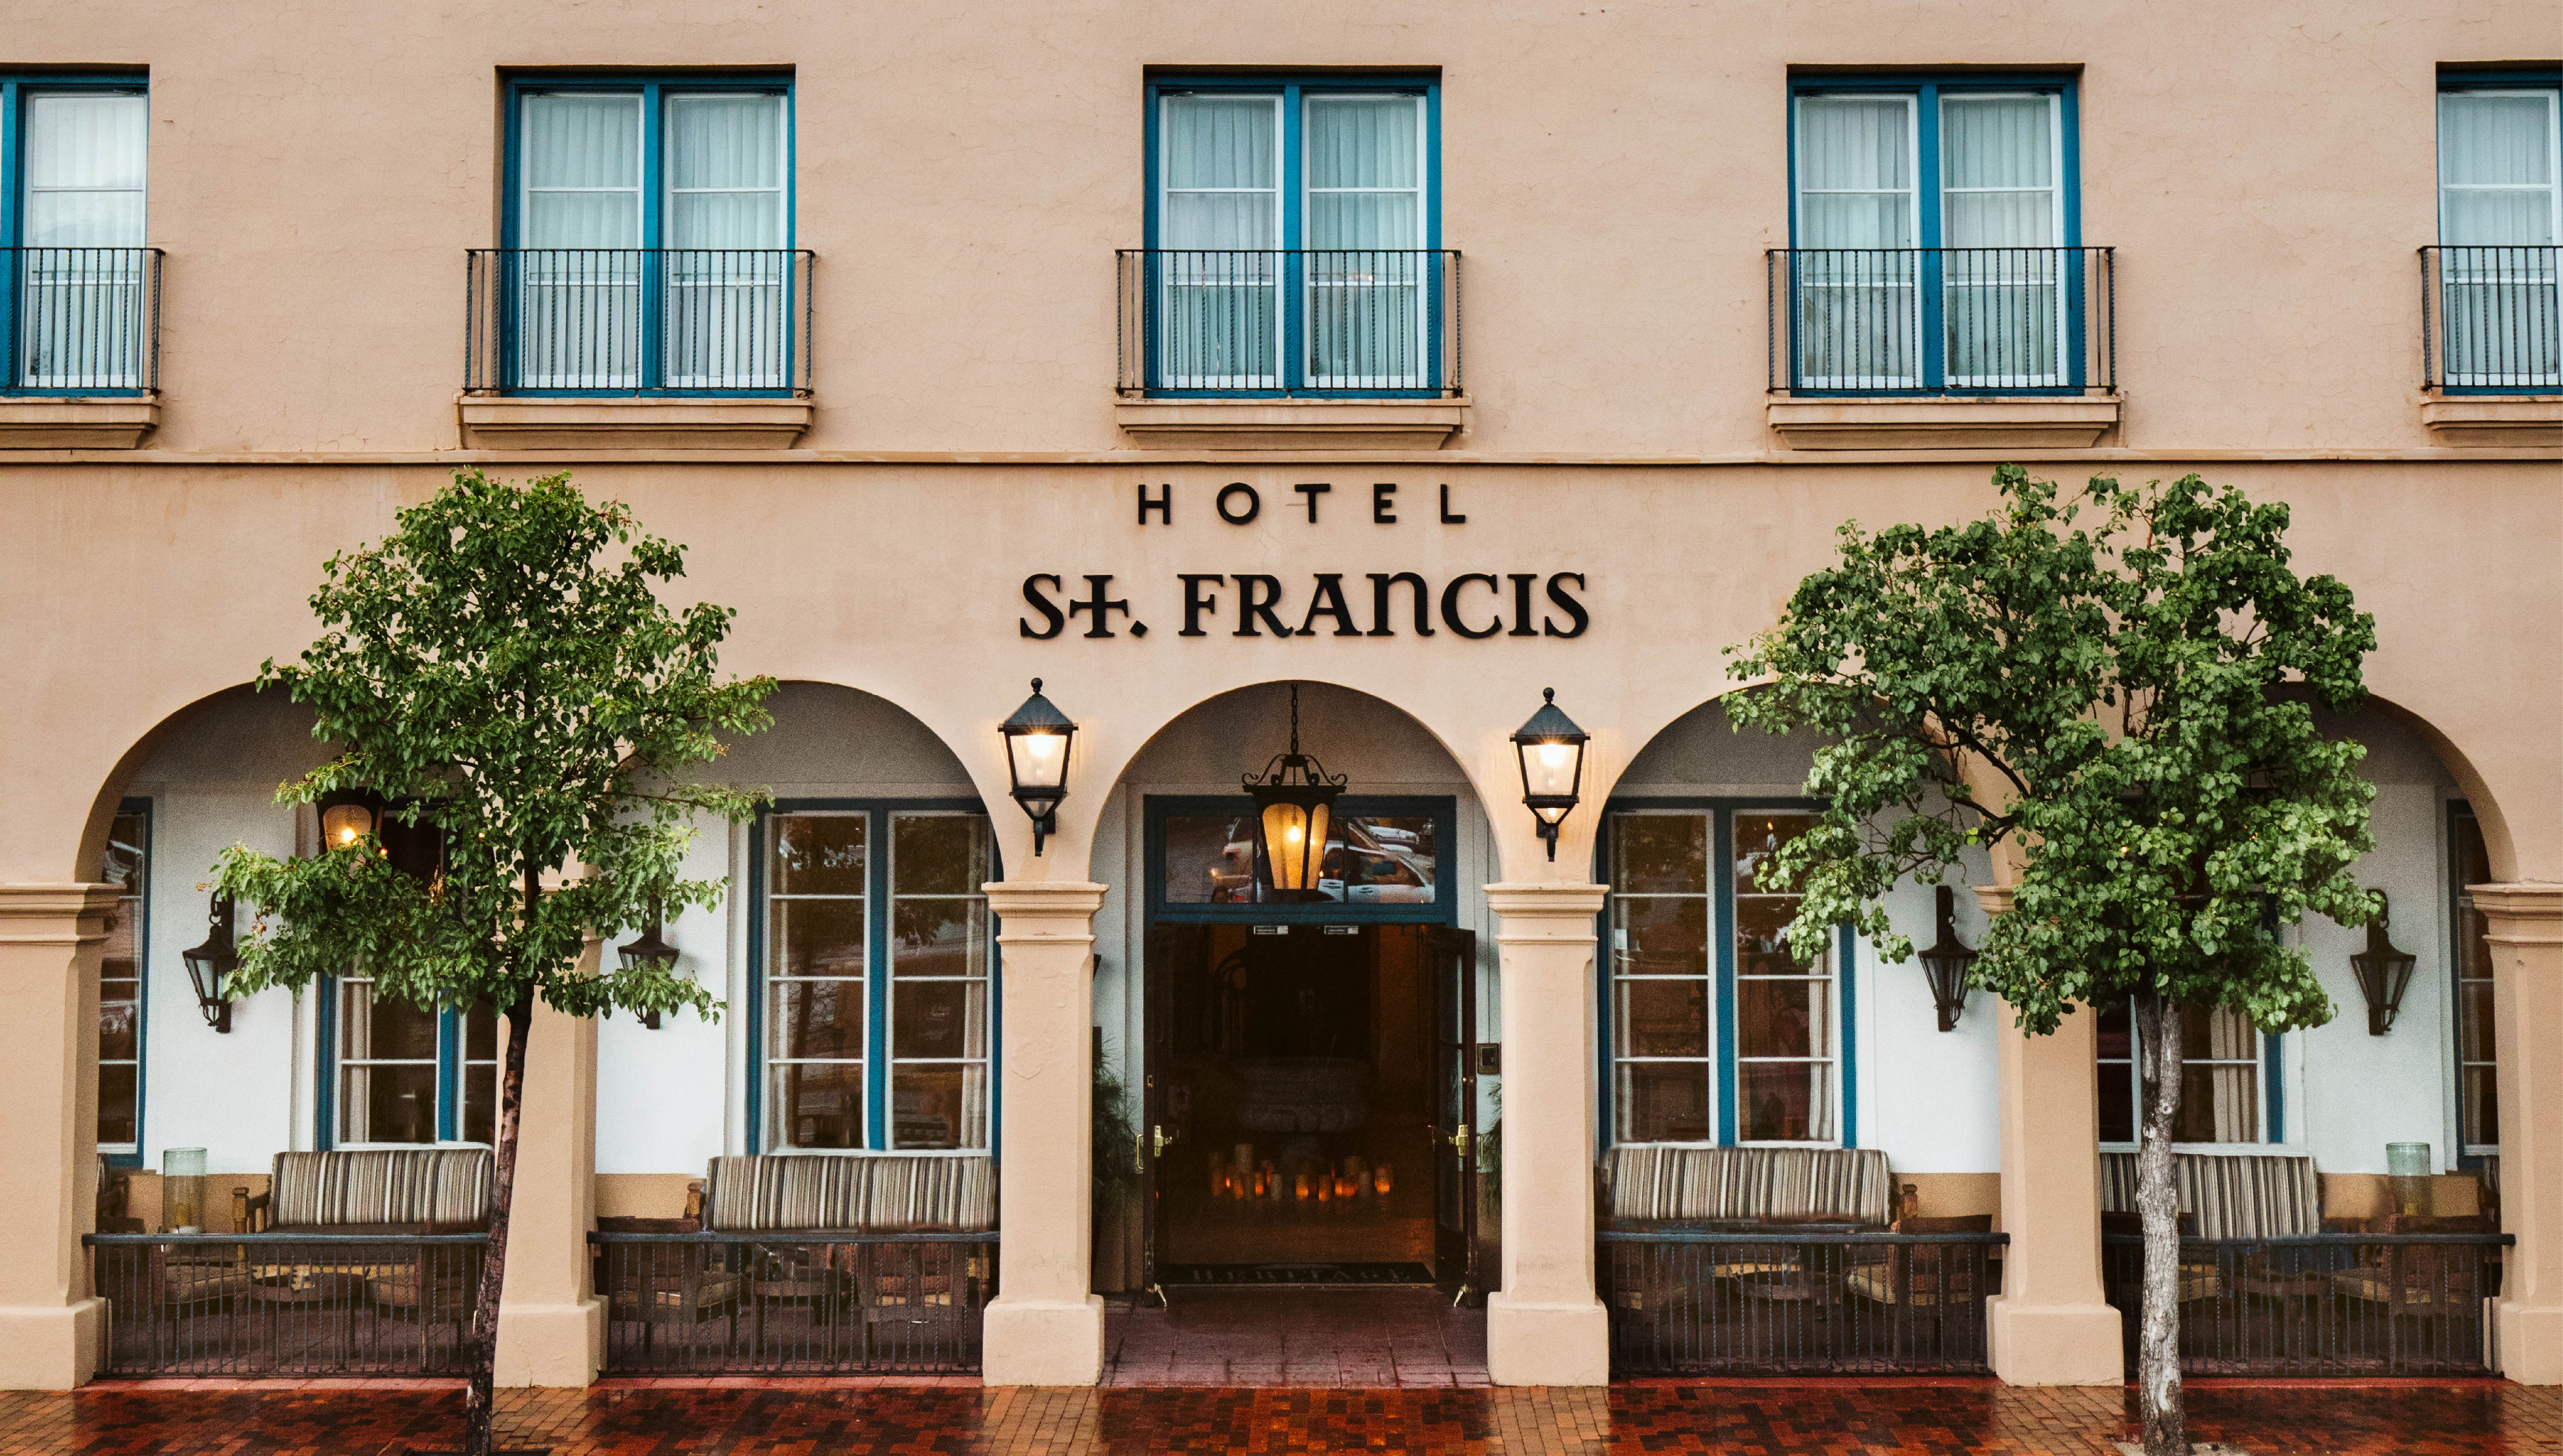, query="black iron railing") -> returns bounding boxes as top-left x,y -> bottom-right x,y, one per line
2422,246 -> 2561,391
2102,1232 -> 2511,1377
3,247 -> 163,395
1116,249 -> 1461,397
86,1232 -> 486,1378
1766,247 -> 2115,396
1601,1229 -> 2005,1375
591,1231 -> 993,1374
464,249 -> 814,396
